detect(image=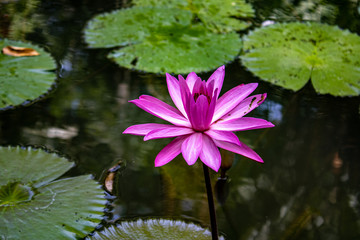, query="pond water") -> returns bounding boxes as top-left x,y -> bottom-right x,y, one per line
1,0 -> 360,239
